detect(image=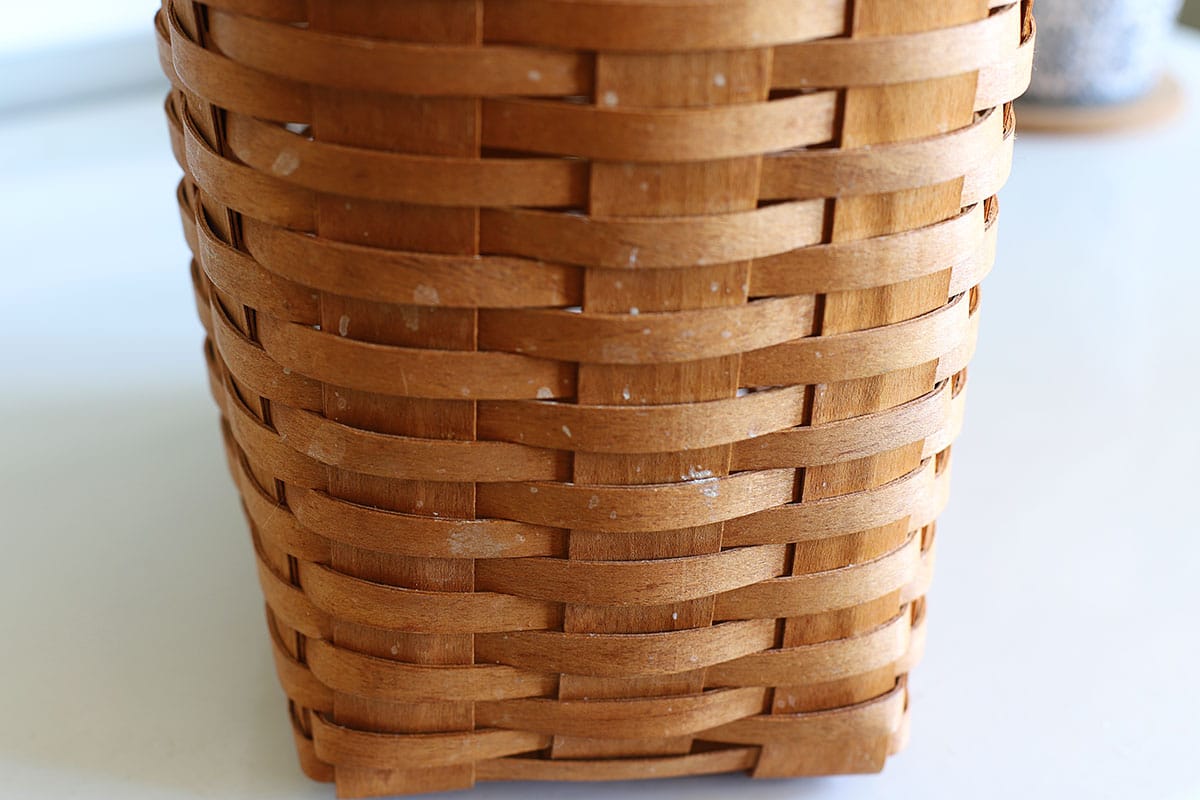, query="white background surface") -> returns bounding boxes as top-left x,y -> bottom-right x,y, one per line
2,29 -> 1198,800
0,0 -> 162,113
